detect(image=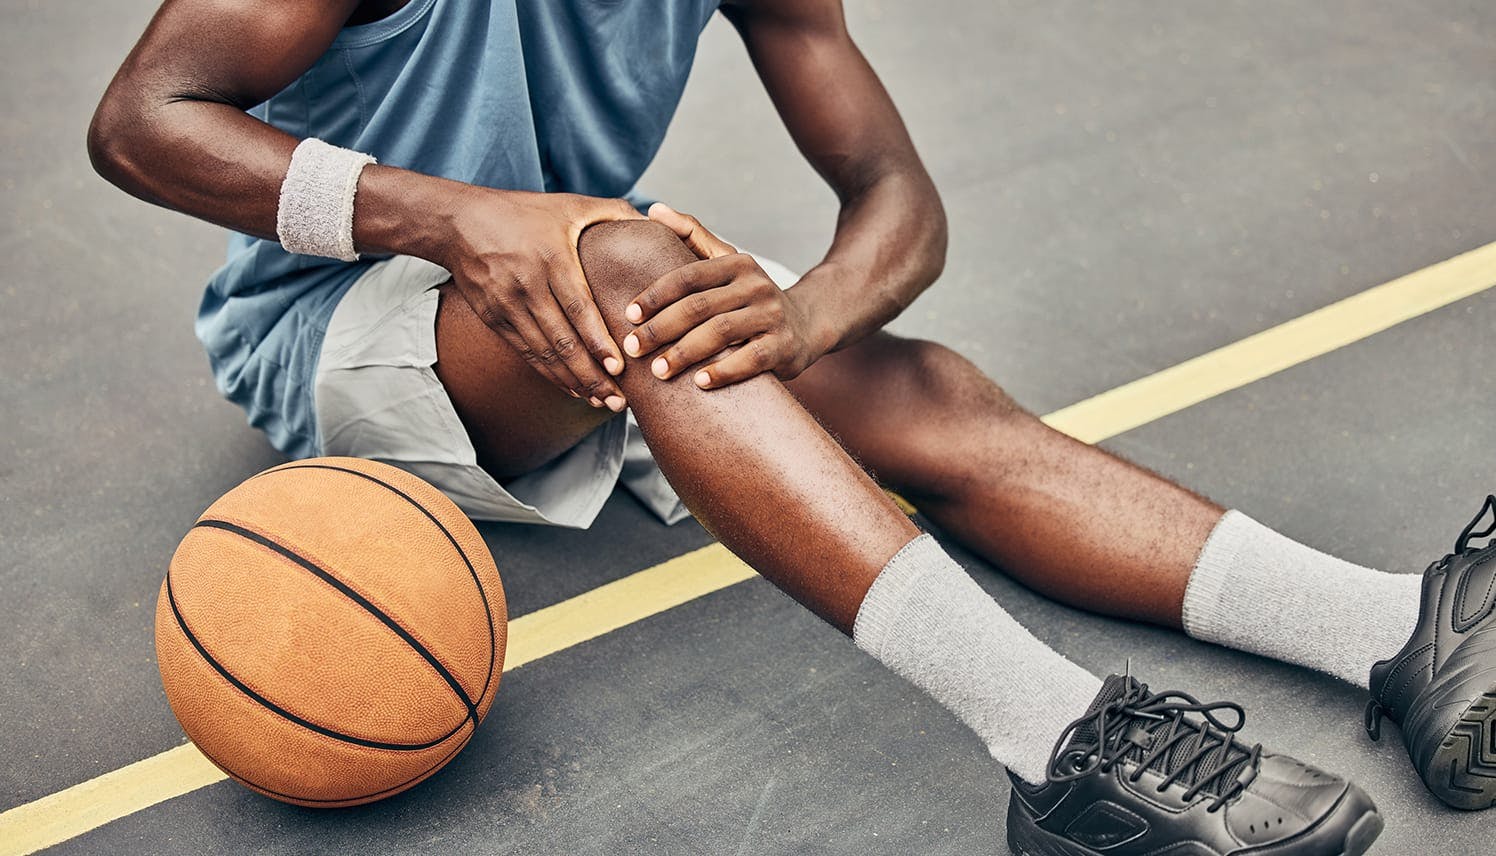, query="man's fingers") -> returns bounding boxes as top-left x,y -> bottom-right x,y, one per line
695,334 -> 782,389
647,202 -> 736,260
623,281 -> 752,358
649,307 -> 767,381
491,313 -> 581,400
466,289 -> 581,398
510,306 -> 607,404
550,260 -> 625,376
534,284 -> 626,410
626,255 -> 743,326
562,196 -> 639,378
